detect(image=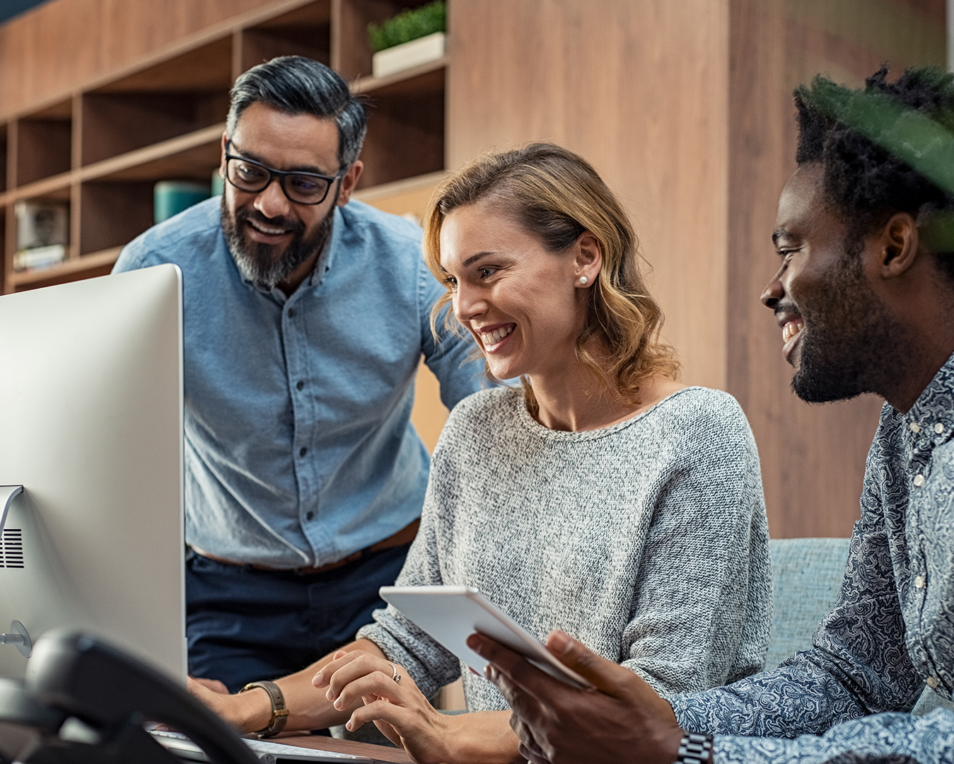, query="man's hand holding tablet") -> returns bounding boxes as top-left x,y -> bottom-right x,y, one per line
378,586 -> 593,690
